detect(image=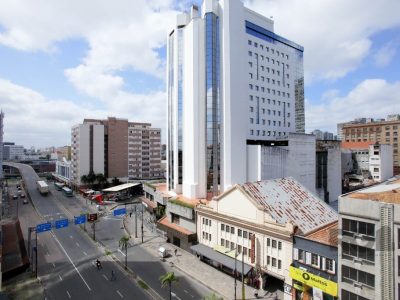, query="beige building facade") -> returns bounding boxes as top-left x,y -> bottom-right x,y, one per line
194,177 -> 338,300
71,117 -> 162,186
341,118 -> 400,174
